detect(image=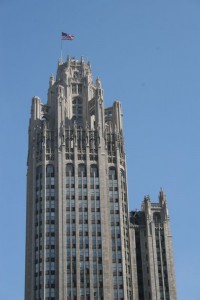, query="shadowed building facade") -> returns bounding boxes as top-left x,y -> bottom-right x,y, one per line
129,190 -> 177,300
25,57 -> 177,300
